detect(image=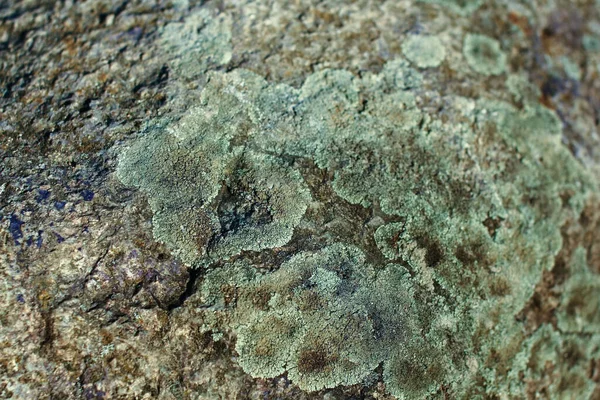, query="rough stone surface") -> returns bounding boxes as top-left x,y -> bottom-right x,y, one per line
1,0 -> 600,399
